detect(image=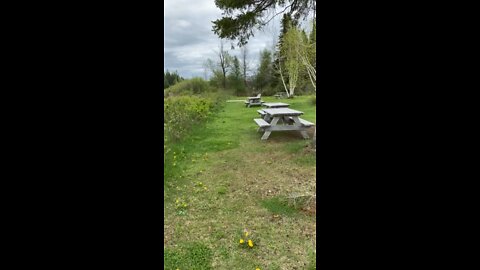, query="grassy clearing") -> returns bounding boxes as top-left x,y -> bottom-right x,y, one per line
164,95 -> 316,269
